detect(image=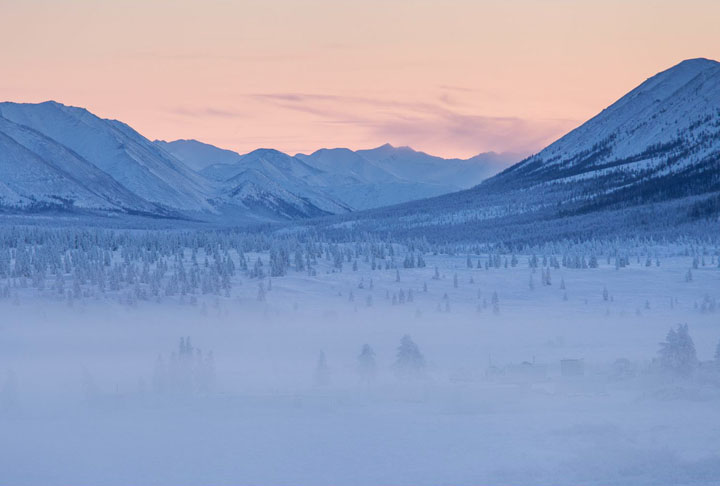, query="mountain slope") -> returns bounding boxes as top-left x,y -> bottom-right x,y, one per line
488,57 -> 720,211
295,148 -> 398,184
356,144 -> 518,189
0,101 -> 214,212
308,58 -> 720,242
296,145 -> 515,209
201,148 -> 350,215
155,138 -> 513,212
166,140 -> 507,211
0,103 -> 342,221
155,139 -> 243,171
0,115 -> 167,215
